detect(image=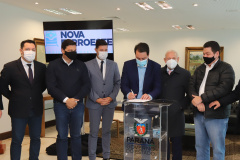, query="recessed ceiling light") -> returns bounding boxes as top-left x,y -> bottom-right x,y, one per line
155,1 -> 173,9
115,28 -> 129,31
186,25 -> 195,30
135,2 -> 154,11
193,3 -> 198,7
59,8 -> 82,15
172,25 -> 182,30
35,2 -> 39,5
44,9 -> 66,15
116,8 -> 121,11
